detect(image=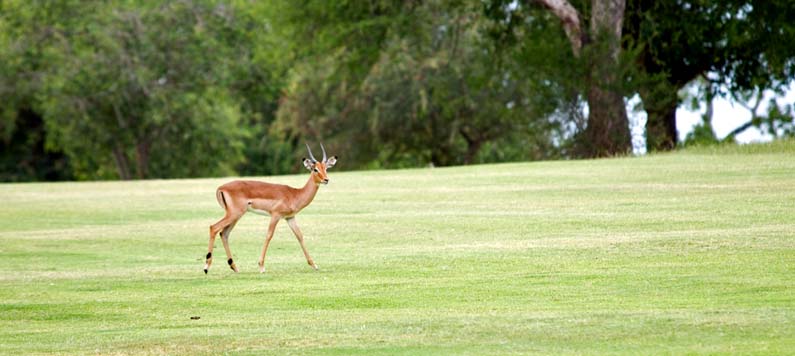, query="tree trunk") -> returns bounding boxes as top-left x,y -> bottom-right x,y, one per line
585,83 -> 630,156
135,140 -> 150,179
112,145 -> 132,180
540,0 -> 631,157
640,86 -> 678,151
584,0 -> 630,157
459,128 -> 483,165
